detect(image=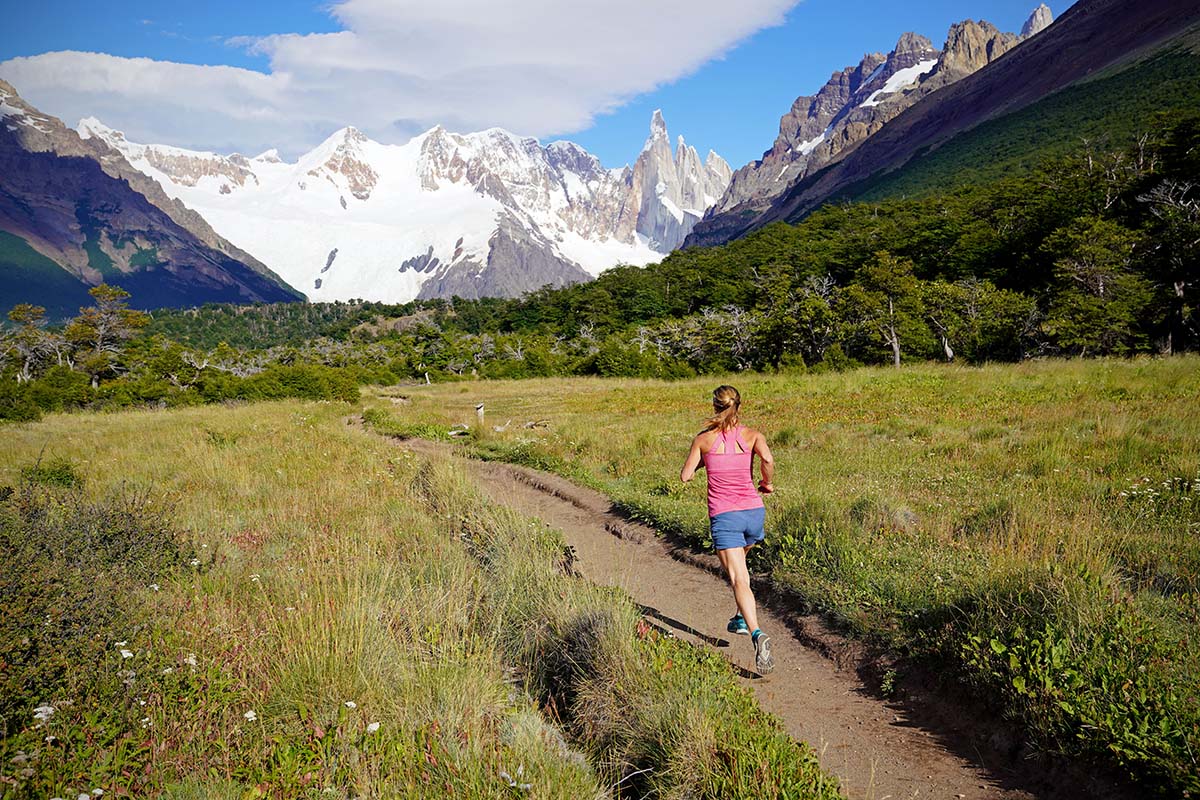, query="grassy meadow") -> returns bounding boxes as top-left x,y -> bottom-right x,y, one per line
0,401 -> 836,798
375,357 -> 1200,794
